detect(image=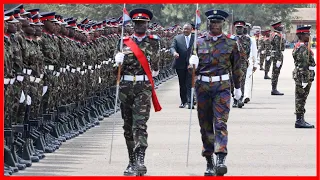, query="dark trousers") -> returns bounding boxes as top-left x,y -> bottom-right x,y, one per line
176,69 -> 192,104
